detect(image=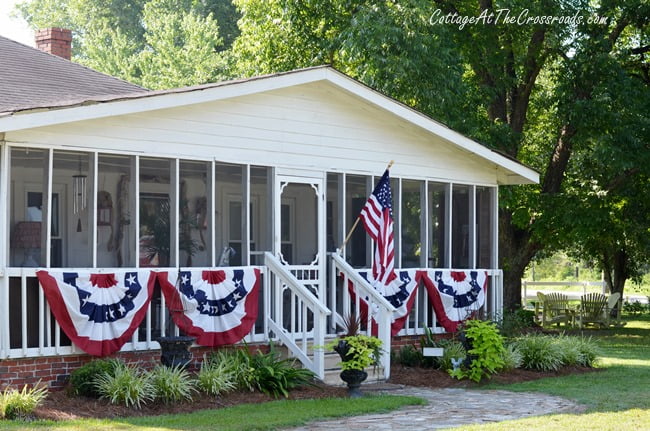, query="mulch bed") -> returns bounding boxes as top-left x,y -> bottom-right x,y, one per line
32,365 -> 600,421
